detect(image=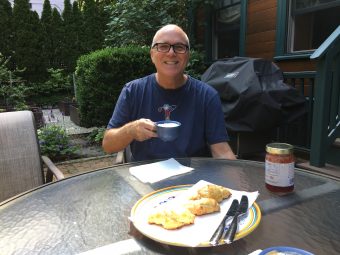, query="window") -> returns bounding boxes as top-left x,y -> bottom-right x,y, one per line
276,0 -> 340,58
212,0 -> 241,59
